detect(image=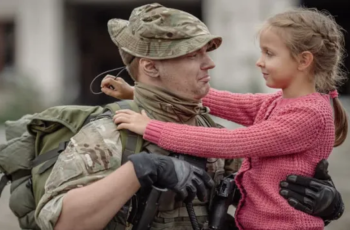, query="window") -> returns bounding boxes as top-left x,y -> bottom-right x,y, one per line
0,21 -> 15,75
